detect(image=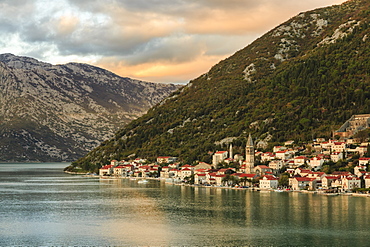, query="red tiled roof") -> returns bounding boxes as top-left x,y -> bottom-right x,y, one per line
100,165 -> 114,169
262,175 -> 278,180
295,177 -> 315,182
256,165 -> 270,169
295,156 -> 307,159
